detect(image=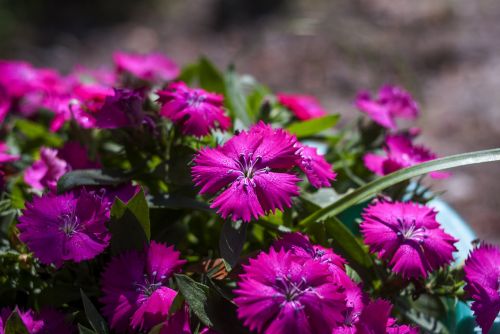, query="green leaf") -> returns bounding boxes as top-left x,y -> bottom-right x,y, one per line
286,114 -> 340,138
5,310 -> 29,334
57,169 -> 128,193
299,148 -> 500,226
110,189 -> 150,254
219,220 -> 248,270
322,217 -> 376,283
14,118 -> 63,147
224,68 -> 252,126
78,324 -> 97,334
174,274 -> 213,327
80,289 -> 109,334
198,57 -> 226,94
